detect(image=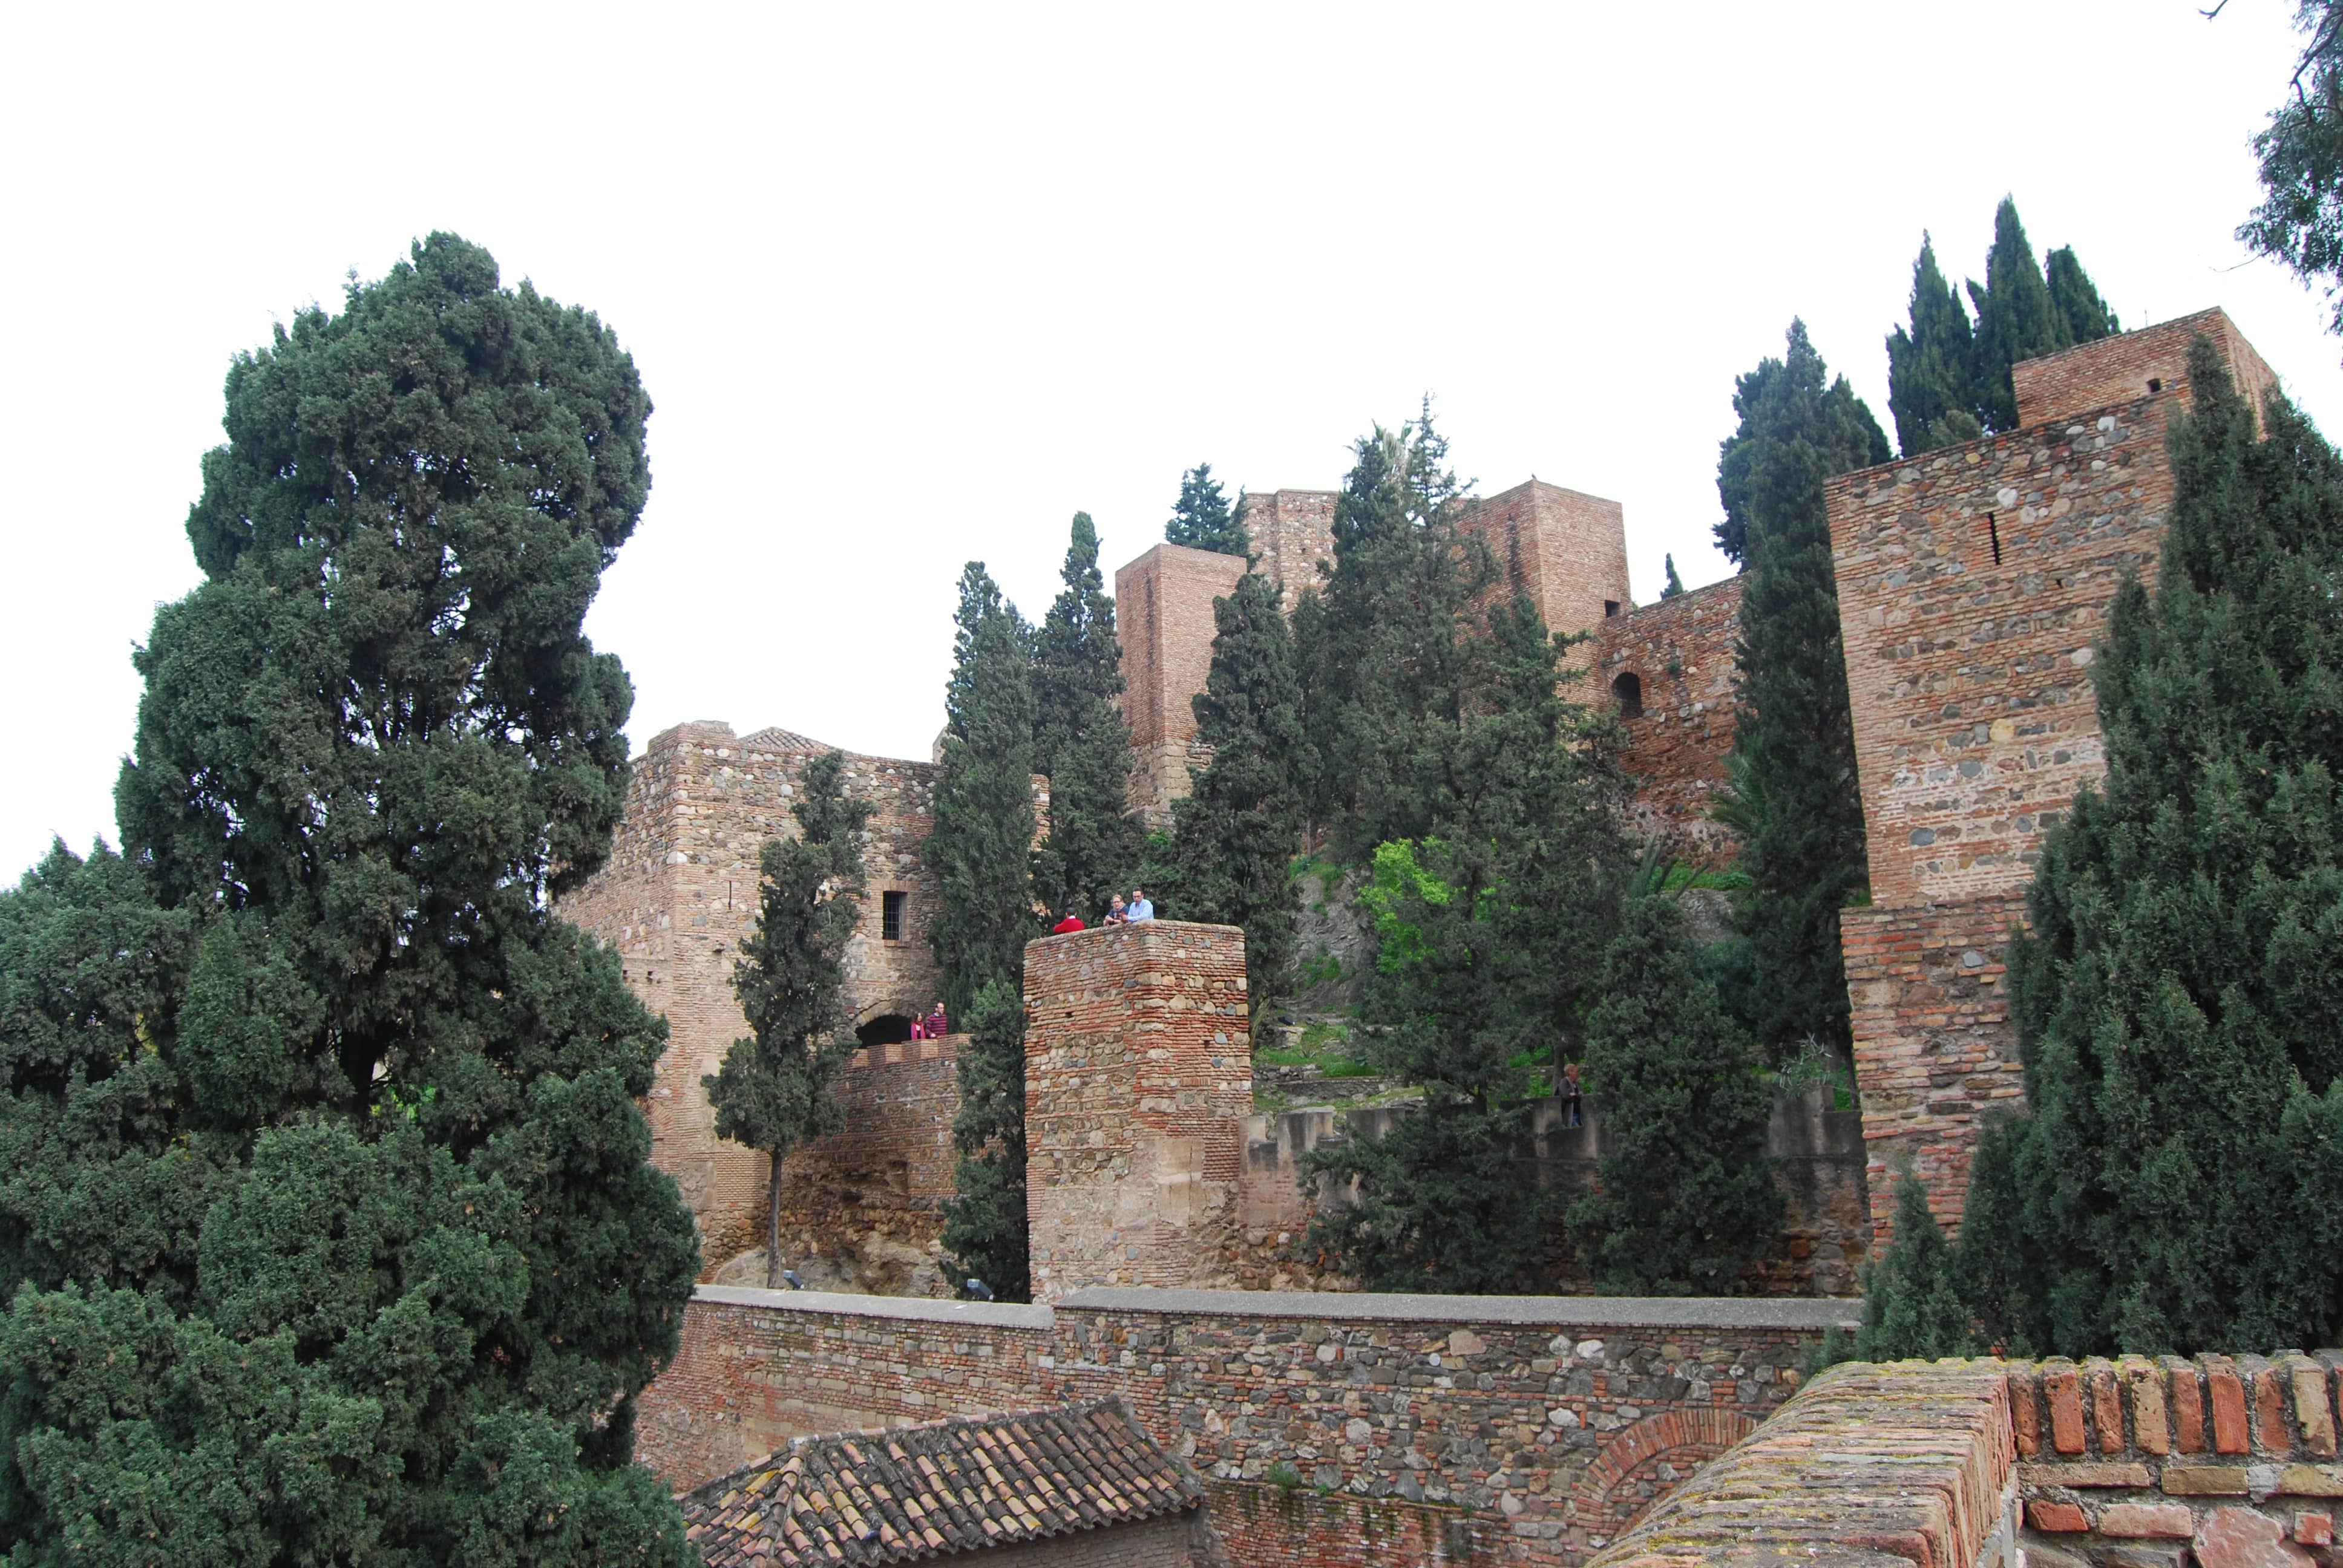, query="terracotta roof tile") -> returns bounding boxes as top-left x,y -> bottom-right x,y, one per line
678,1400 -> 1199,1567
